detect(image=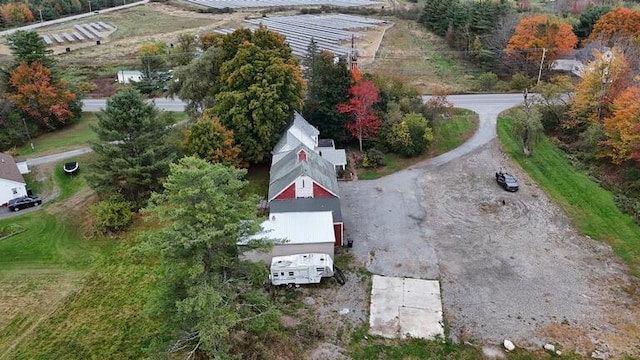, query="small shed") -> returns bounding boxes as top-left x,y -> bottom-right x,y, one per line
241,211 -> 336,264
117,70 -> 143,84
